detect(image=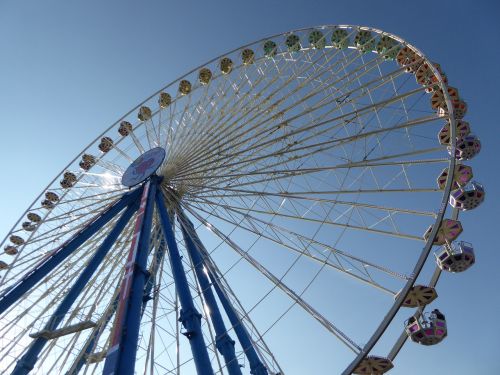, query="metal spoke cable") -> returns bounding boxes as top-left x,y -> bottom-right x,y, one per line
185,205 -> 363,353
